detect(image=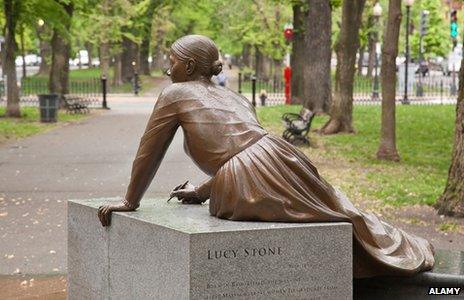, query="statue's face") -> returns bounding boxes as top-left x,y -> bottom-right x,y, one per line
169,51 -> 198,83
